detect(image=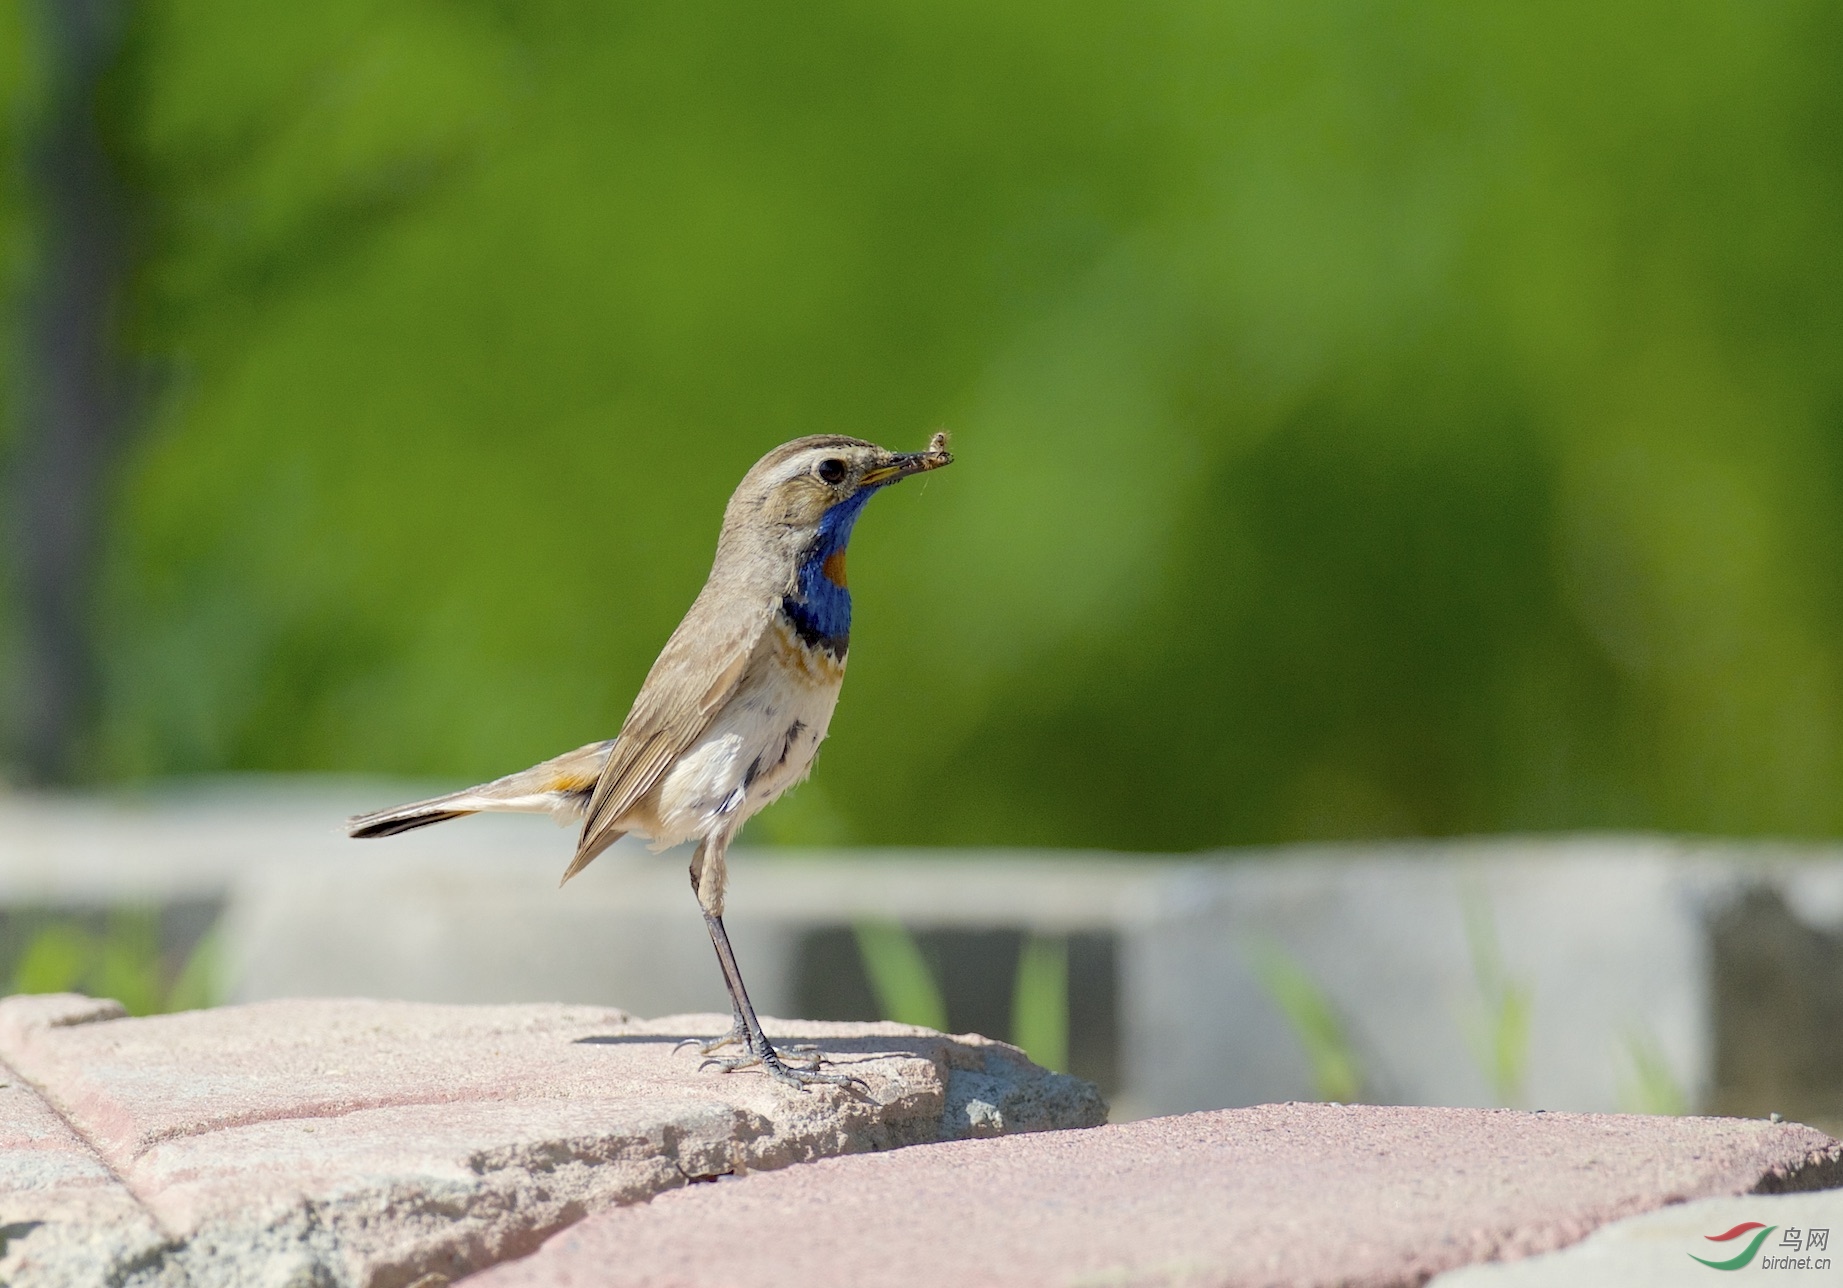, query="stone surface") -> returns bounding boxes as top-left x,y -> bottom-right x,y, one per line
0,1047 -> 178,1287
1433,1187 -> 1843,1285
462,1103 -> 1843,1288
0,993 -> 1102,1287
